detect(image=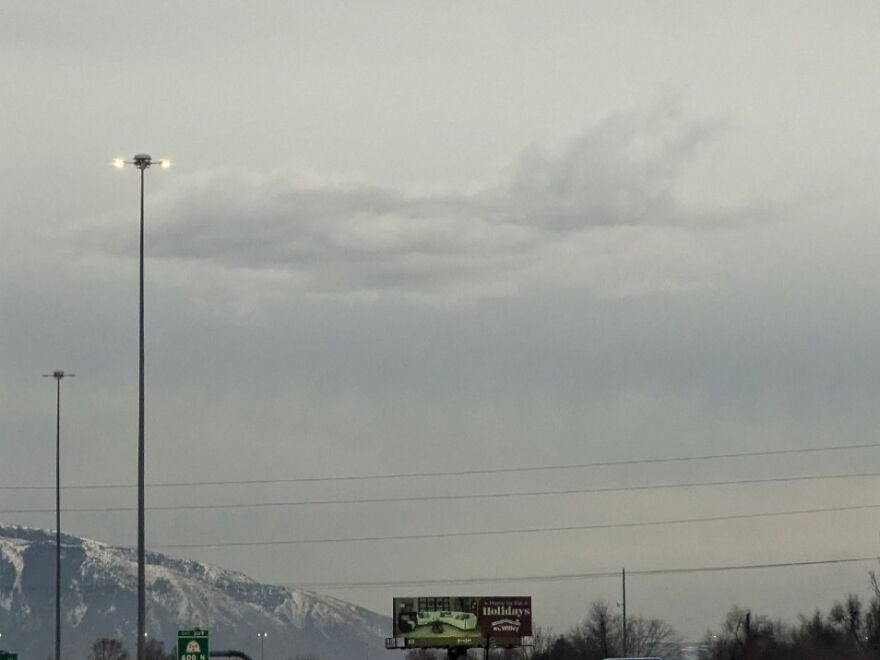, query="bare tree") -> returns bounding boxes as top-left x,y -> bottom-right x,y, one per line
625,616 -> 681,659
569,600 -> 619,659
88,638 -> 129,660
829,594 -> 866,652
522,626 -> 554,660
144,640 -> 175,660
700,607 -> 785,660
